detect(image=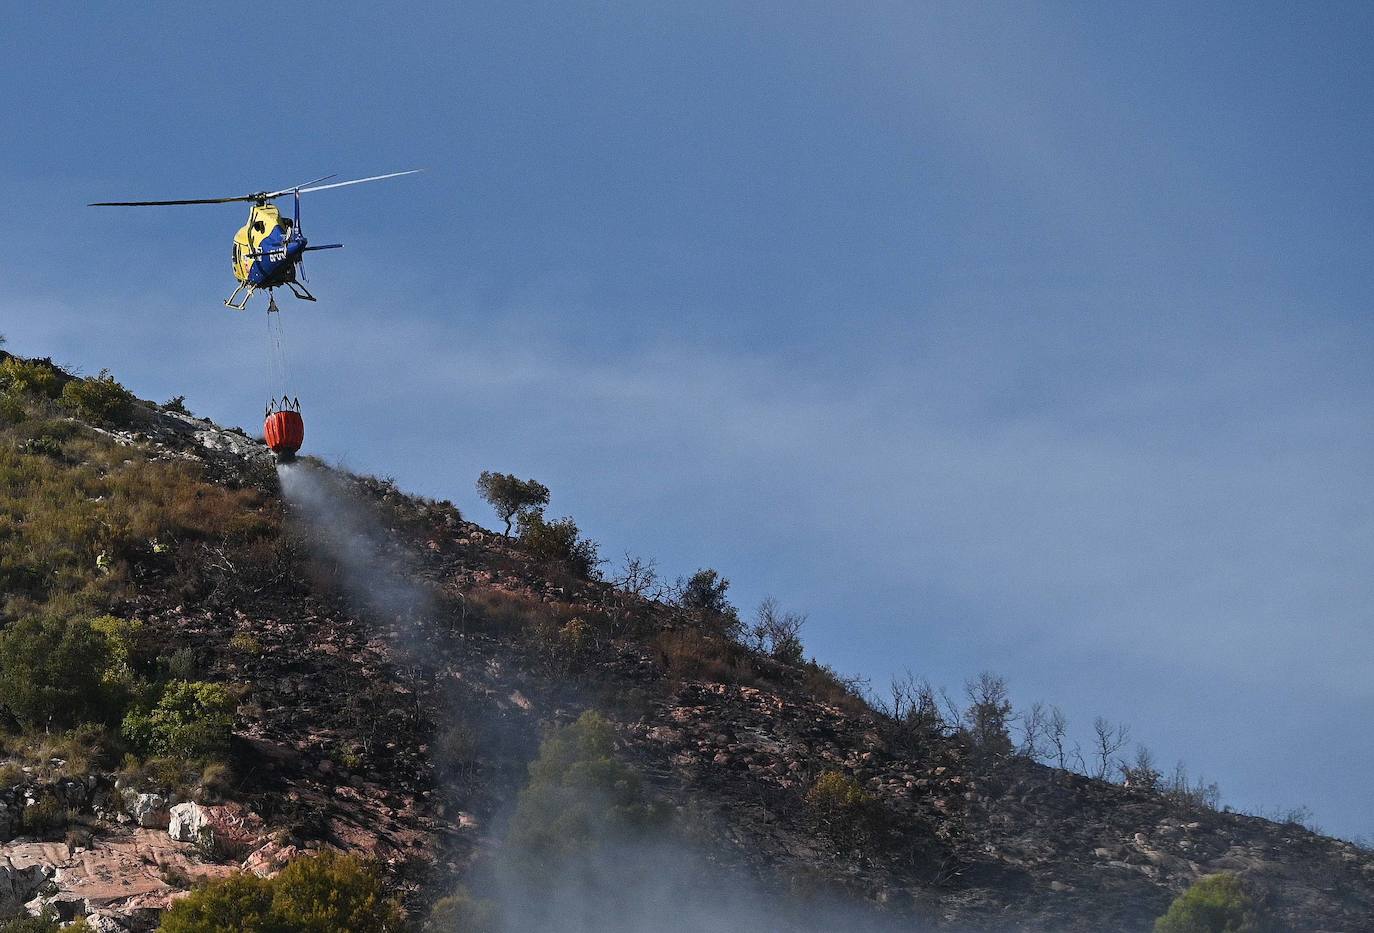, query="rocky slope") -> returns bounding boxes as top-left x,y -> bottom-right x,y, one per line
0,386 -> 1371,931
